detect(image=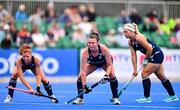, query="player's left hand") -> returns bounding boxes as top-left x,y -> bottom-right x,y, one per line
142,58 -> 149,66
83,85 -> 92,94
36,86 -> 44,96
29,88 -> 35,94
101,74 -> 110,84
